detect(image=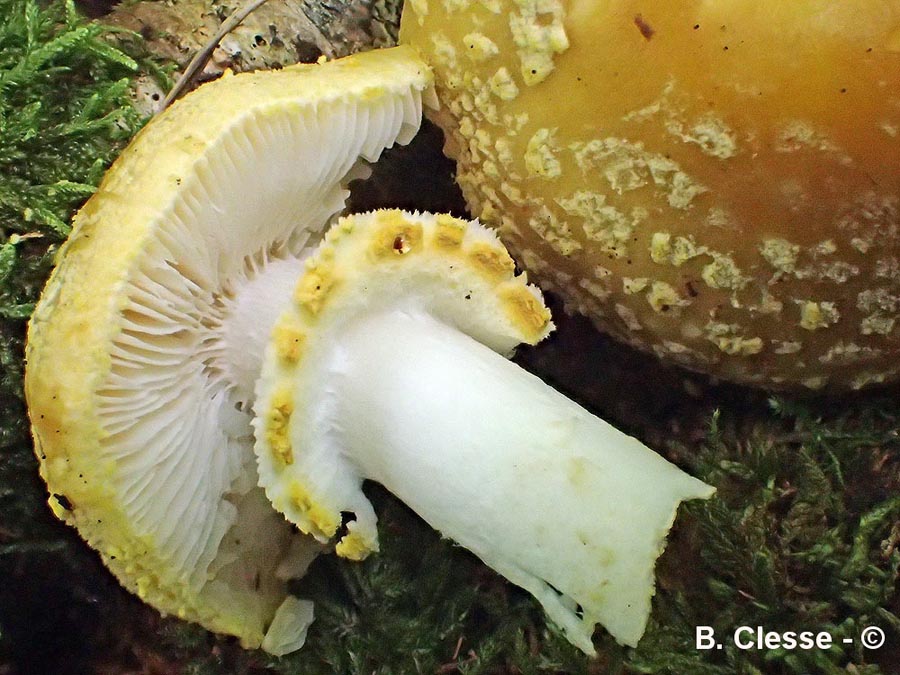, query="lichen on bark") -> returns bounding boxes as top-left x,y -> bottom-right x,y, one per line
107,0 -> 403,76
